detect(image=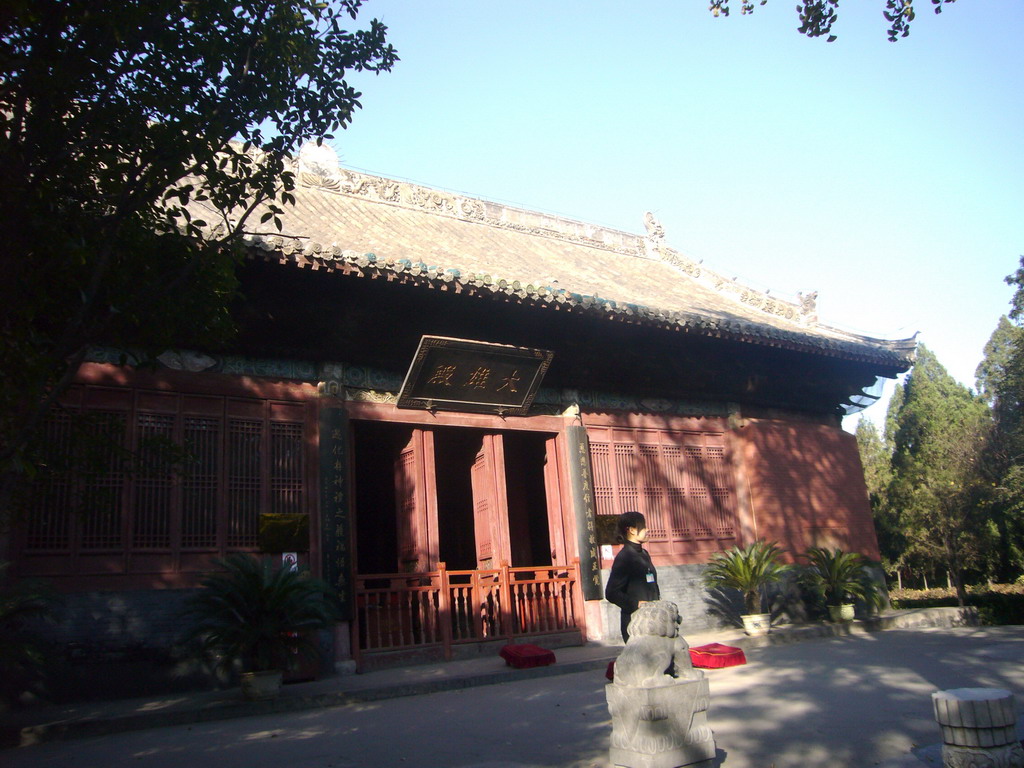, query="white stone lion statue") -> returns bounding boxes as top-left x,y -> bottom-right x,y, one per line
614,600 -> 700,687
